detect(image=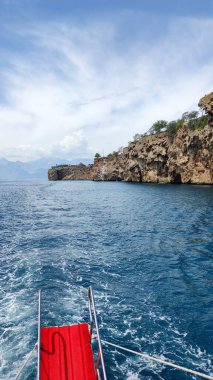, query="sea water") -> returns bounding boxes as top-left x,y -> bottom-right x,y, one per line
0,181 -> 212,380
